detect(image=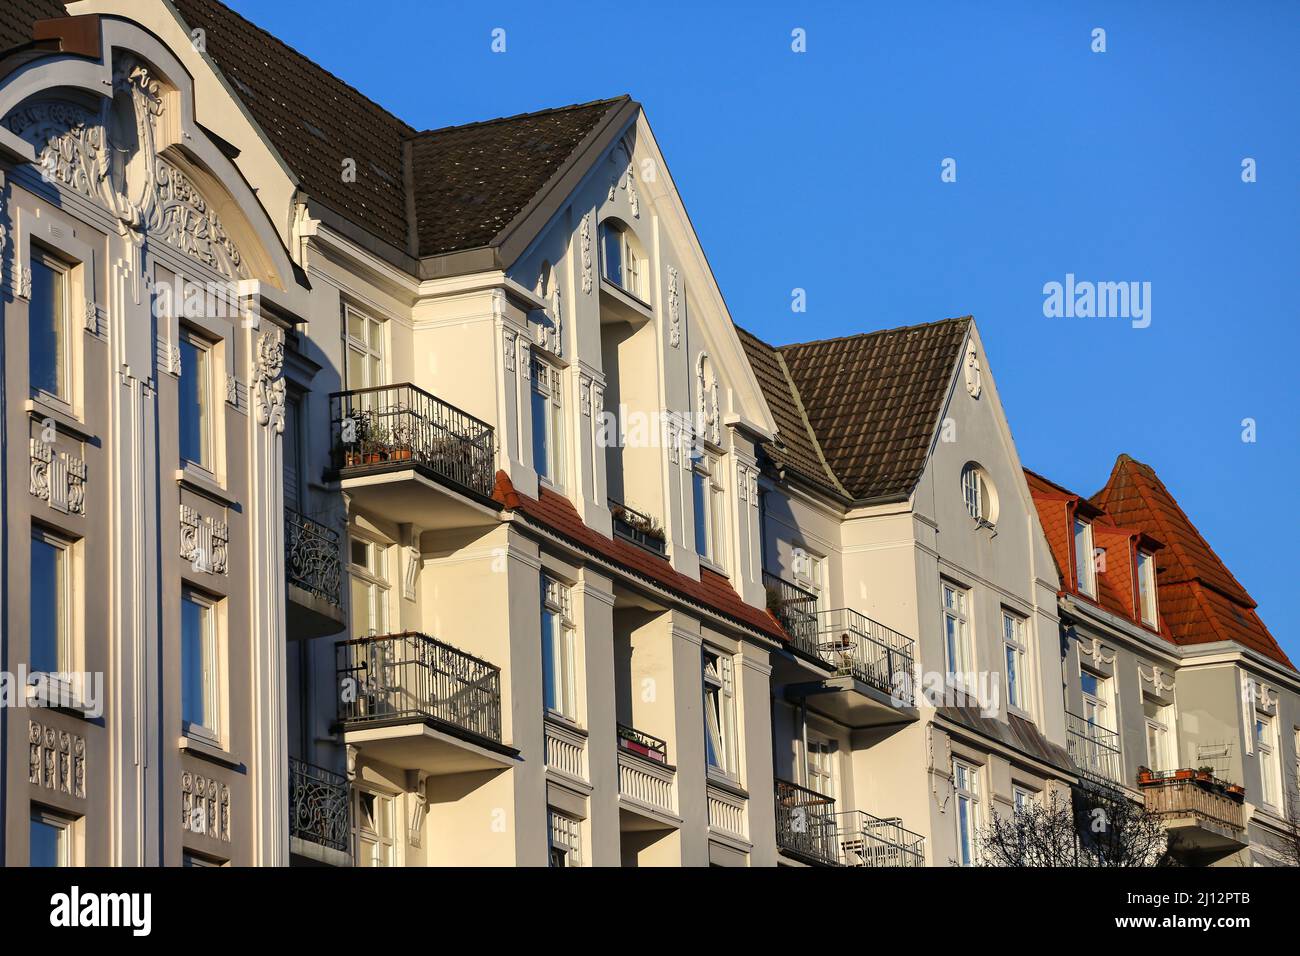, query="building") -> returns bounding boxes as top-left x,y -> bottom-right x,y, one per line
1,0 -> 1294,867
